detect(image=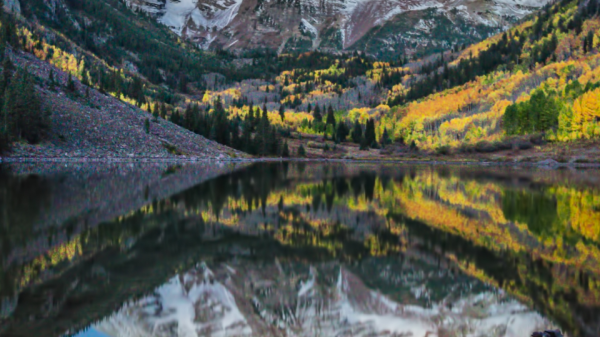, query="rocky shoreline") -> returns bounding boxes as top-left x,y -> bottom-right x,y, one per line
4,156 -> 600,169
